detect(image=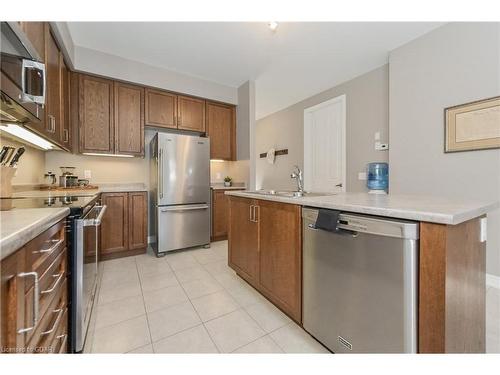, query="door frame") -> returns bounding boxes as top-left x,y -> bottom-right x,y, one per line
303,94 -> 346,193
